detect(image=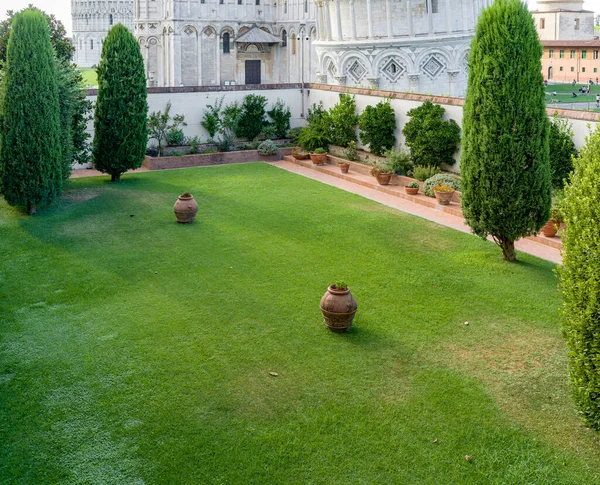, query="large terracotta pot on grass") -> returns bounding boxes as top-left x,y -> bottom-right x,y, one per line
174,192 -> 198,223
320,285 -> 358,333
